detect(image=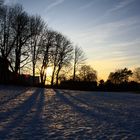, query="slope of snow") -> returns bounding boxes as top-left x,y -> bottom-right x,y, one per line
0,85 -> 140,139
